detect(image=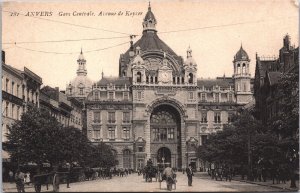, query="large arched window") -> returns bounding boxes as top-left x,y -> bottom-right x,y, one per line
188,73 -> 193,84
123,149 -> 131,169
136,72 -> 142,83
